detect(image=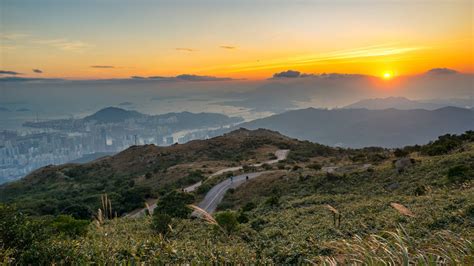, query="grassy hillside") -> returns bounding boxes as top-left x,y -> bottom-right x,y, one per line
1,131 -> 473,264
0,129 -> 302,218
